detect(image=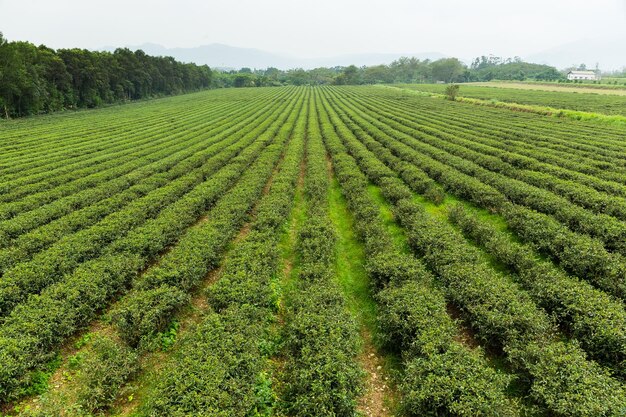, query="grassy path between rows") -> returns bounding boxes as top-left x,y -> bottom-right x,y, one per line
269,157 -> 307,416
369,174 -> 571,404
327,167 -> 398,417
